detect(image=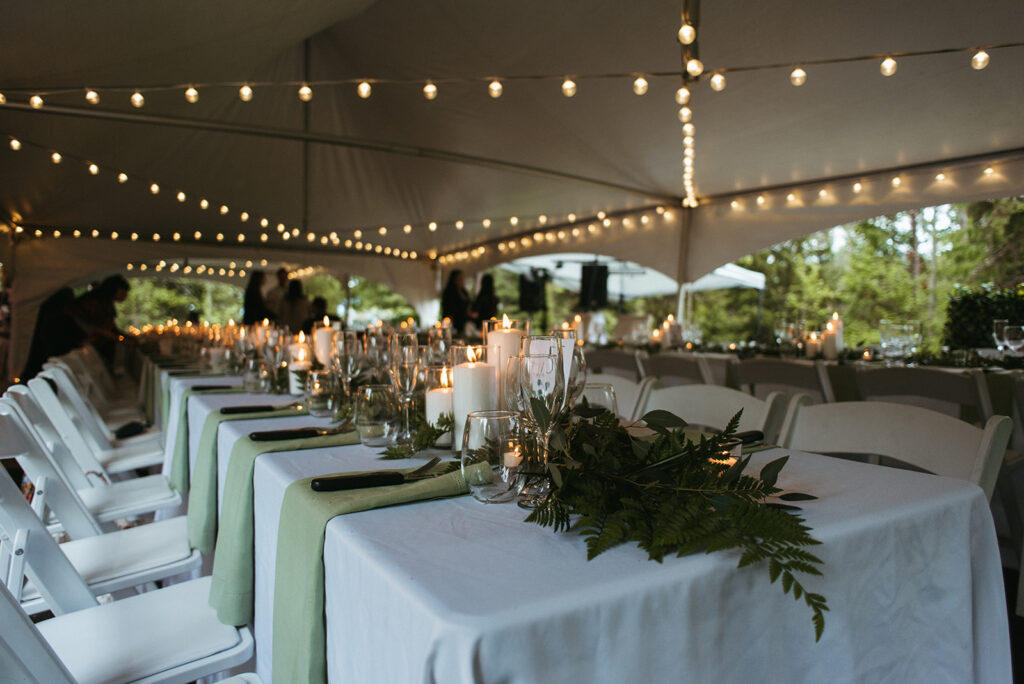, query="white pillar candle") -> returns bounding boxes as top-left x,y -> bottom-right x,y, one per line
313,318 -> 334,366
805,332 -> 820,359
288,361 -> 310,395
452,350 -> 496,449
425,384 -> 454,447
486,317 -> 525,410
821,330 -> 839,361
830,312 -> 844,352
